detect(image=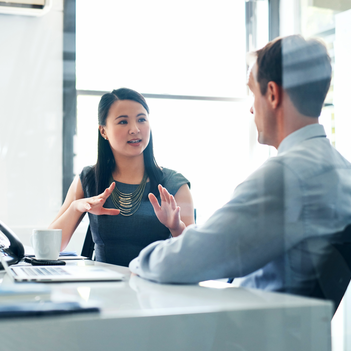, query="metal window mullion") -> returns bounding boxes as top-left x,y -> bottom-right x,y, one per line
63,0 -> 77,202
